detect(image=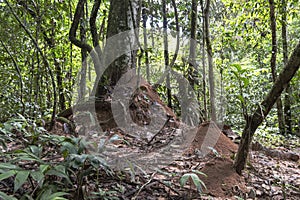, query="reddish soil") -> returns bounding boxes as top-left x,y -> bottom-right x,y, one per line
186,121 -> 238,157
201,156 -> 247,198
182,121 -> 247,198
